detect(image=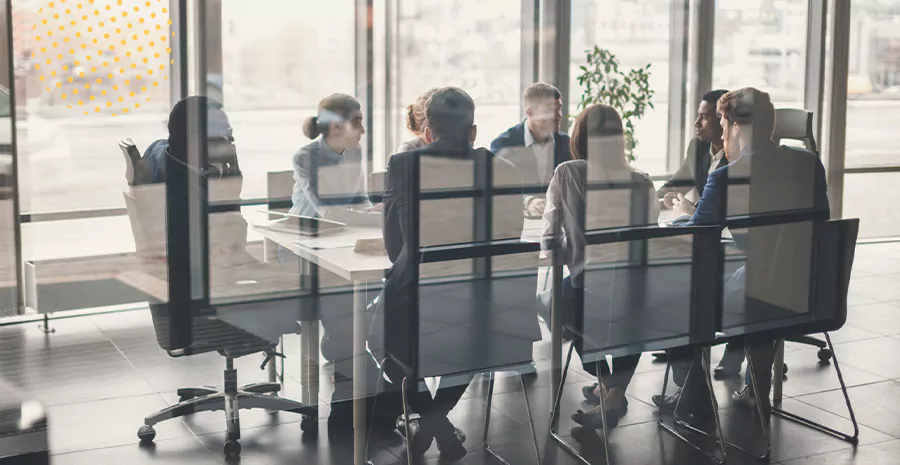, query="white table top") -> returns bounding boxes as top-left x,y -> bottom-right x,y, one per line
257,225 -> 391,282
257,218 -> 547,283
